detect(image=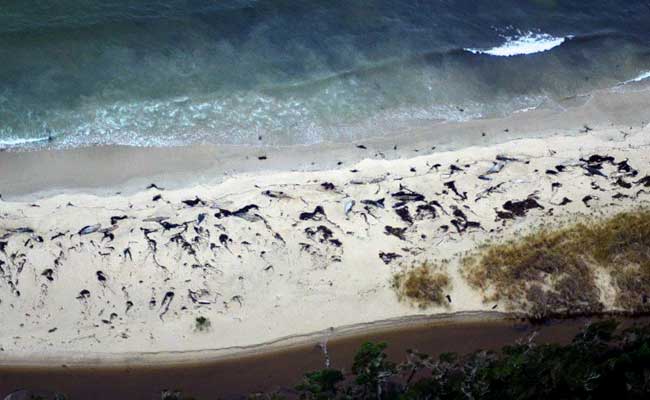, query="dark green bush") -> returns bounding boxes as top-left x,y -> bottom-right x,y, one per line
287,320 -> 650,400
